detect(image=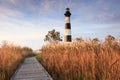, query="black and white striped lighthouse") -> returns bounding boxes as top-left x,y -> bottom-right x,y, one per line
64,8 -> 72,42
